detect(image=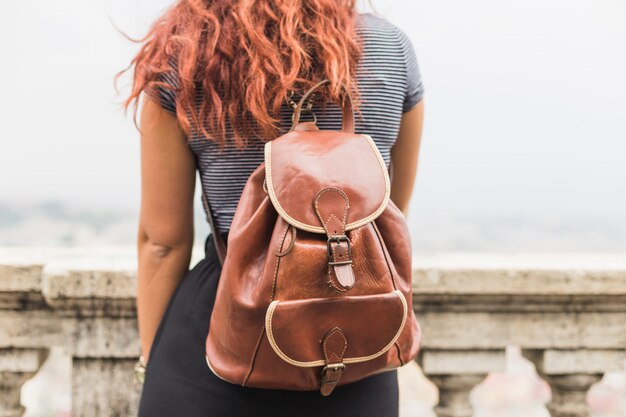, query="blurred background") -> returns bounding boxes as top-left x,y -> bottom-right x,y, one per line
0,0 -> 624,416
1,0 -> 624,252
